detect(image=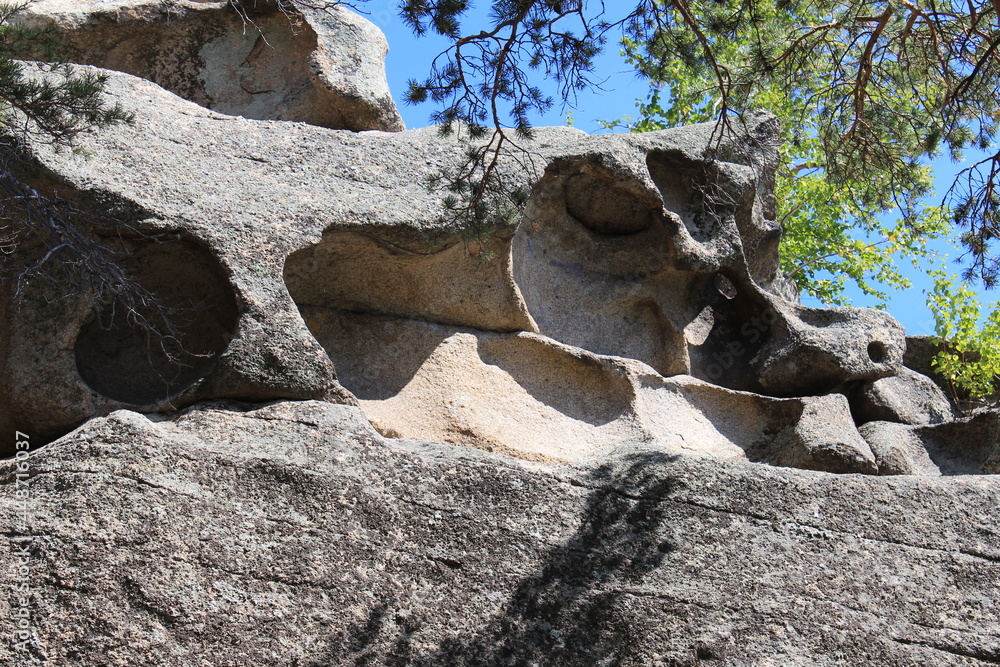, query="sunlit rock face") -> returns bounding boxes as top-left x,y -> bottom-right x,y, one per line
0,1 -> 993,476
20,0 -> 405,132
1,5 -> 998,666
